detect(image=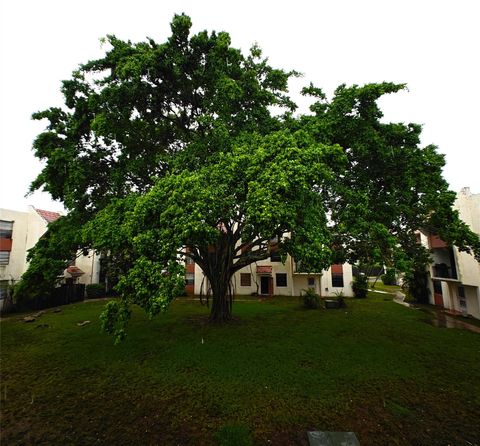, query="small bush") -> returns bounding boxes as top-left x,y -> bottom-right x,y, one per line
352,274 -> 369,299
381,268 -> 397,285
403,268 -> 430,304
333,290 -> 346,308
85,283 -> 105,299
302,288 -> 320,309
